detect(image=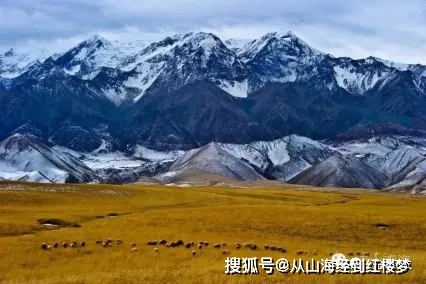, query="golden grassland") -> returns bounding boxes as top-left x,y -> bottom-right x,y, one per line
0,181 -> 425,284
